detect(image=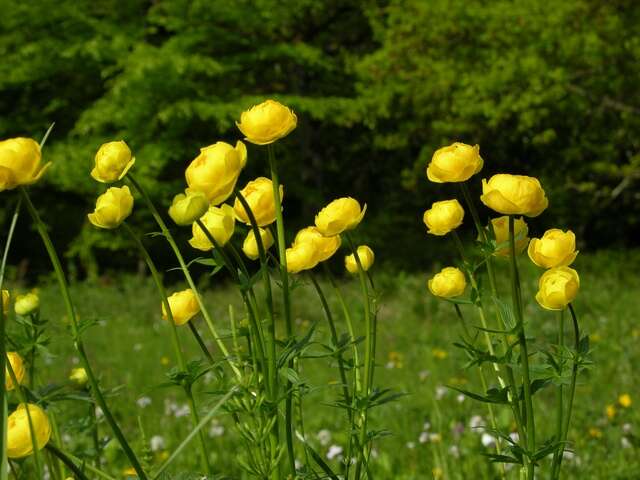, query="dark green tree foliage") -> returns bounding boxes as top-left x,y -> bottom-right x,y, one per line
1,0 -> 639,275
